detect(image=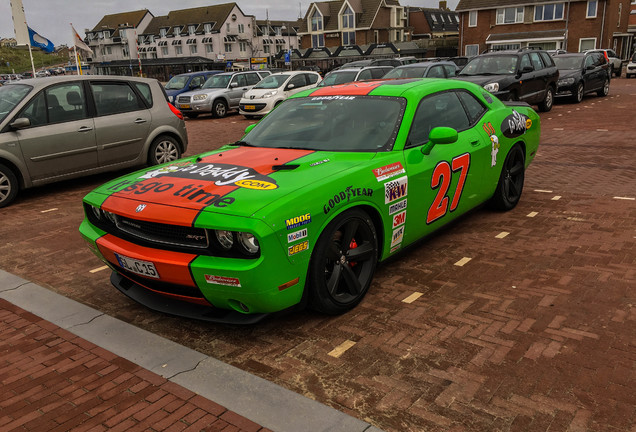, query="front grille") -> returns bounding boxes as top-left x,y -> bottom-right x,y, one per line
116,216 -> 208,249
177,95 -> 191,103
118,268 -> 205,299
